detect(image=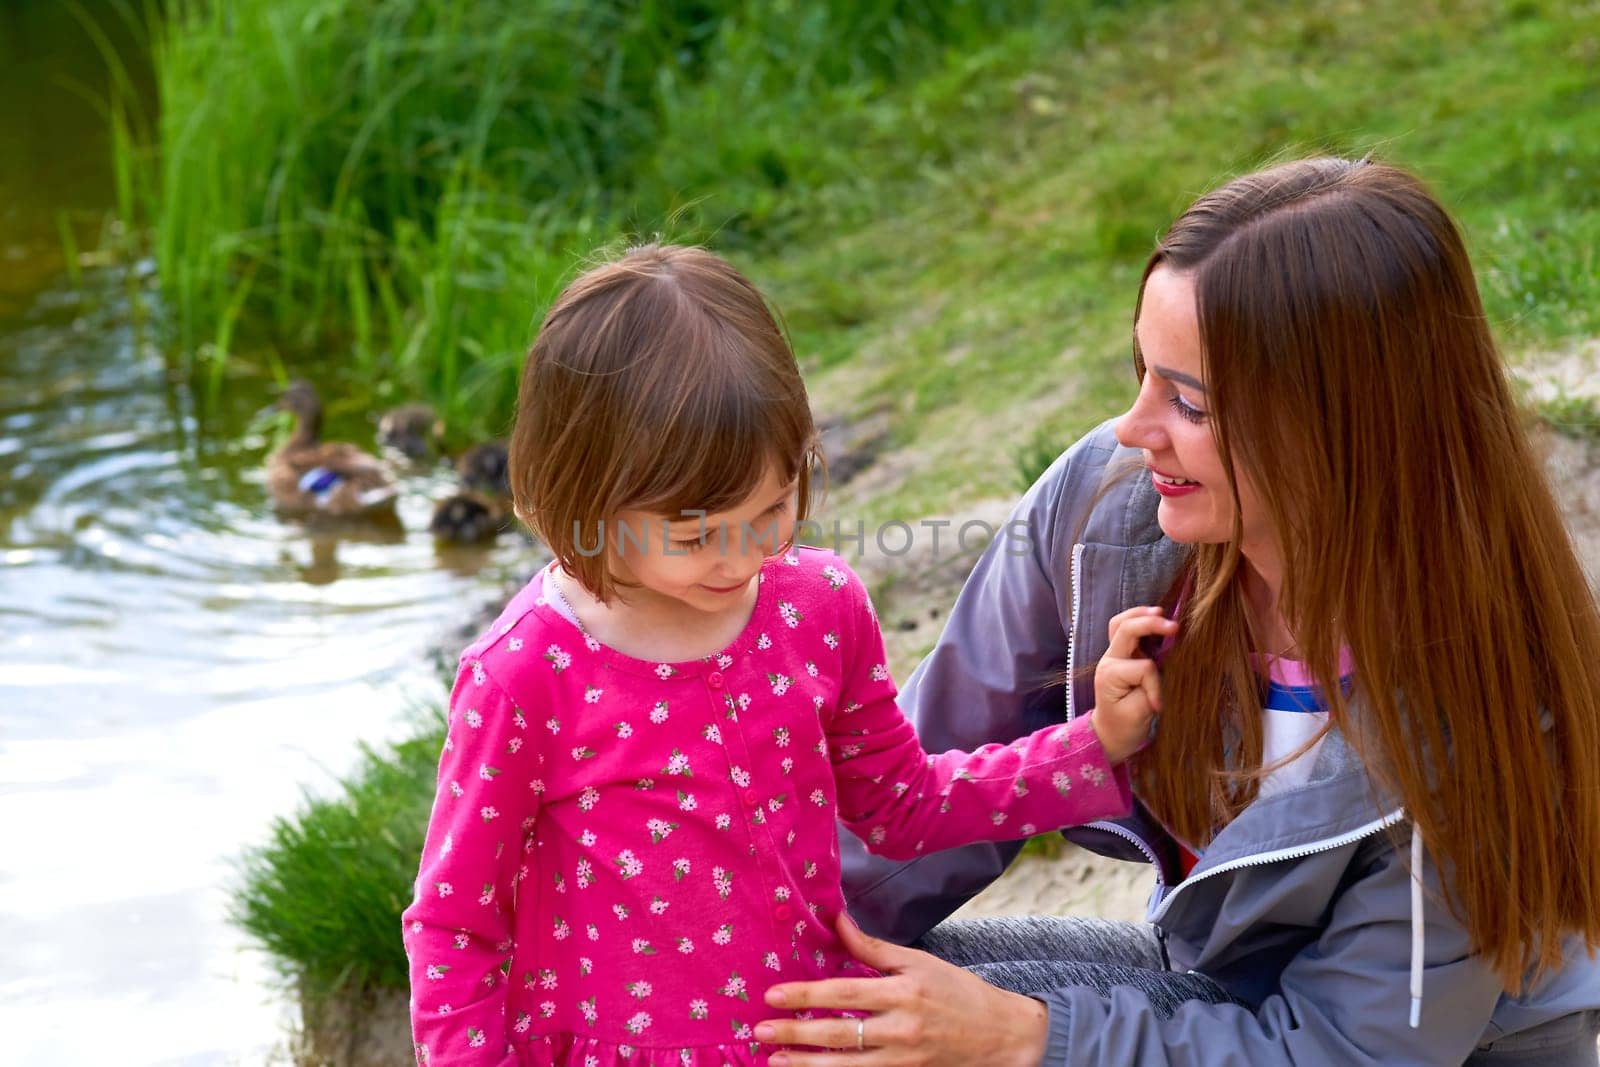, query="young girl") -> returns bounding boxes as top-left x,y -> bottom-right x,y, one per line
400,245 -> 1166,1066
